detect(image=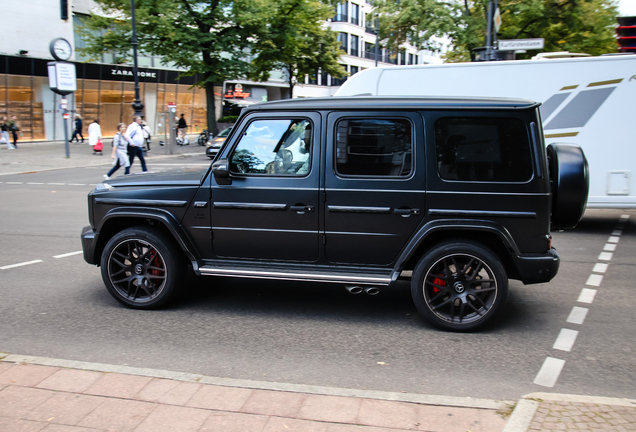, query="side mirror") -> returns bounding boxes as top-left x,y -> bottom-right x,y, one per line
211,158 -> 231,185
